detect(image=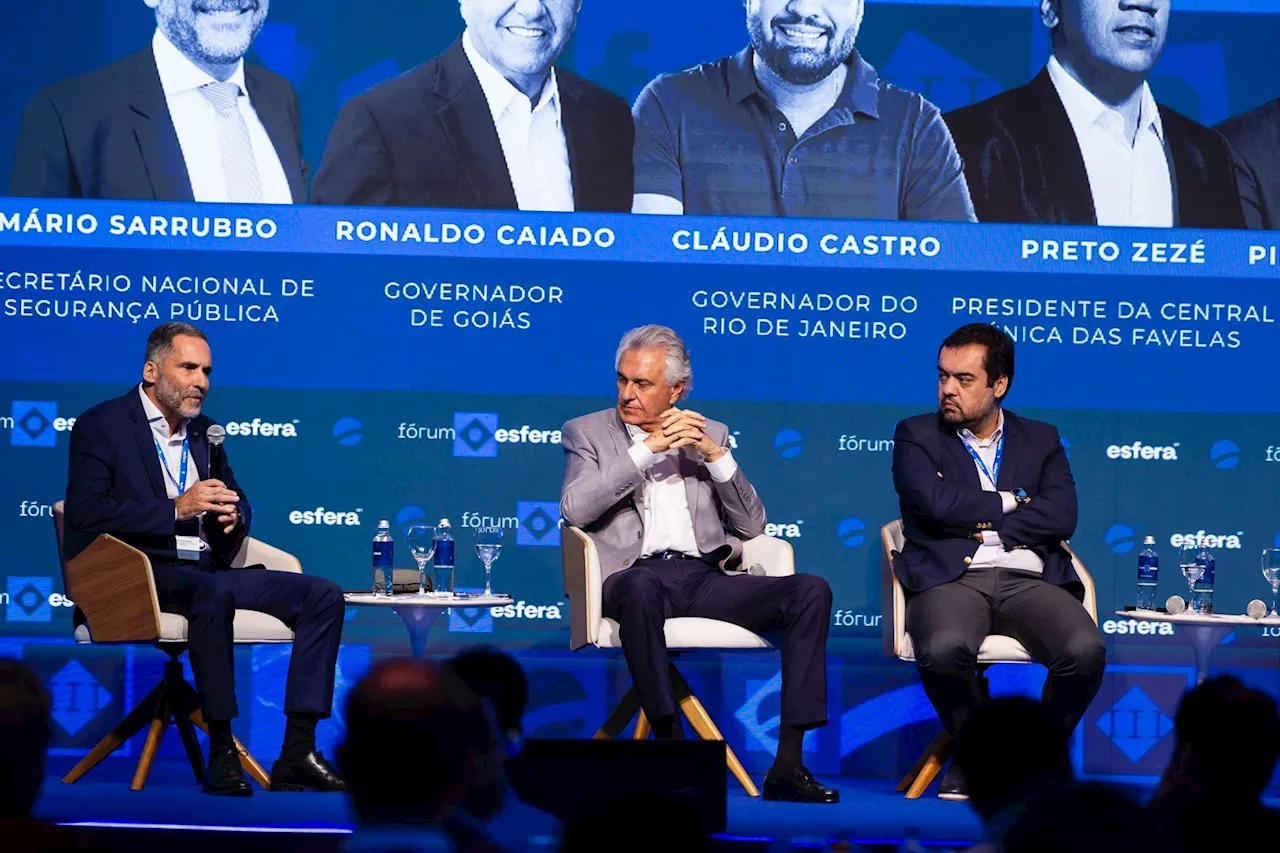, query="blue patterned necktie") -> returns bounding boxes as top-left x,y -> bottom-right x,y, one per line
198,80 -> 263,203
